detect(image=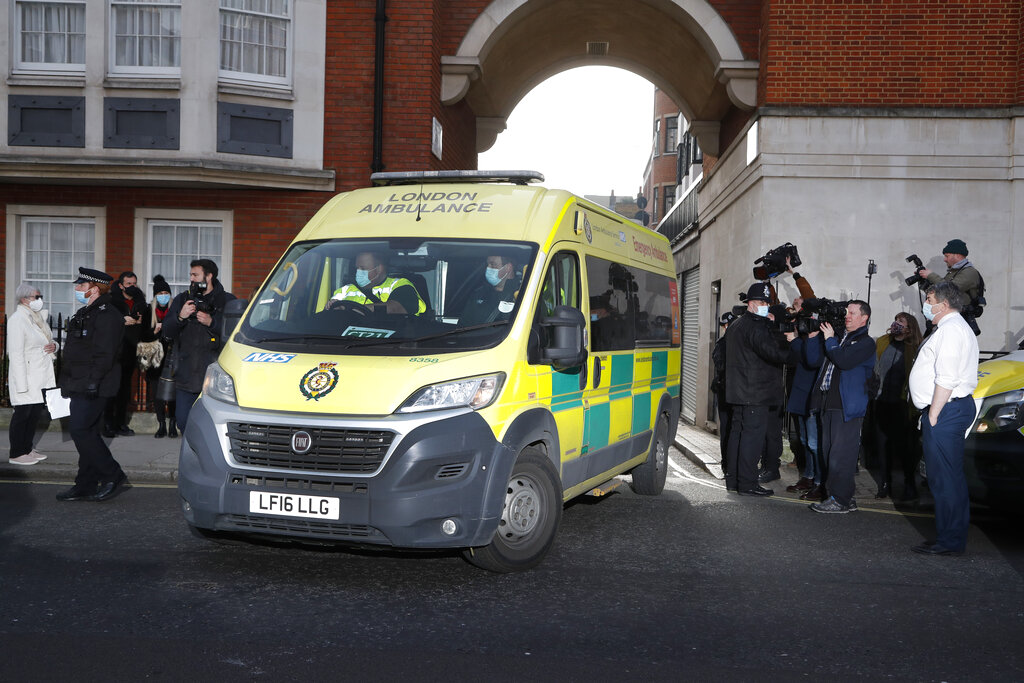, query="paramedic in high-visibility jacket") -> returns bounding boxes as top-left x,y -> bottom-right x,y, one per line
330,251 -> 426,315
